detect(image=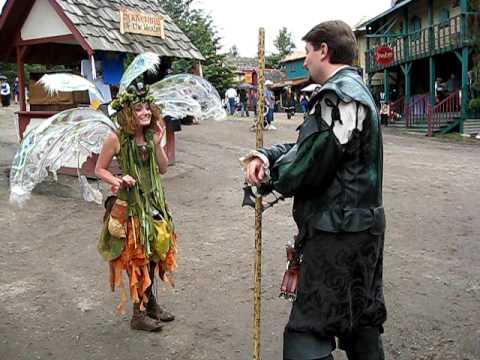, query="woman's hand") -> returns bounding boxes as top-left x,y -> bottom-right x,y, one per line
153,121 -> 166,145
120,175 -> 136,188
